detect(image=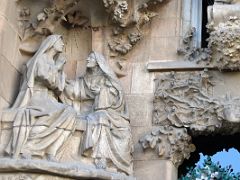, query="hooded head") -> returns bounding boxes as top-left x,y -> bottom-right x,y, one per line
12,35 -> 63,108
